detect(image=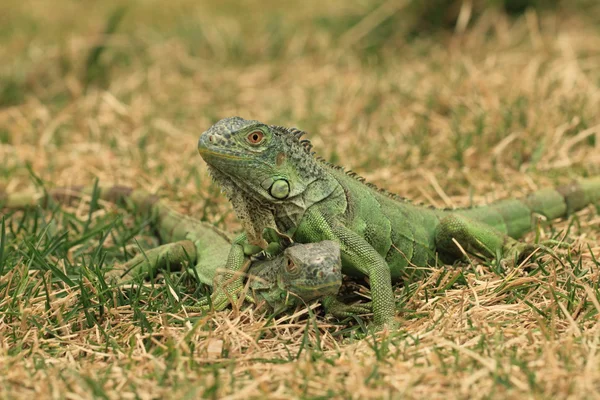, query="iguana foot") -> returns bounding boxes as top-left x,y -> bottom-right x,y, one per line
499,241 -> 536,269
258,227 -> 294,257
322,294 -> 401,332
500,238 -> 568,268
194,276 -> 254,311
501,239 -> 567,271
322,296 -> 373,318
435,213 -> 562,270
186,291 -> 255,313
